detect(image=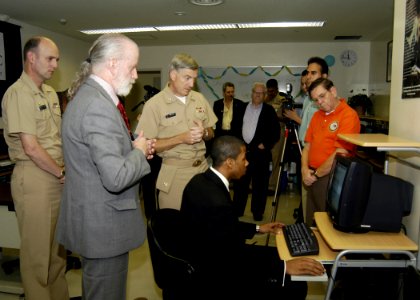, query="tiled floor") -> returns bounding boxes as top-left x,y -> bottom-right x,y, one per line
0,185 -> 327,300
